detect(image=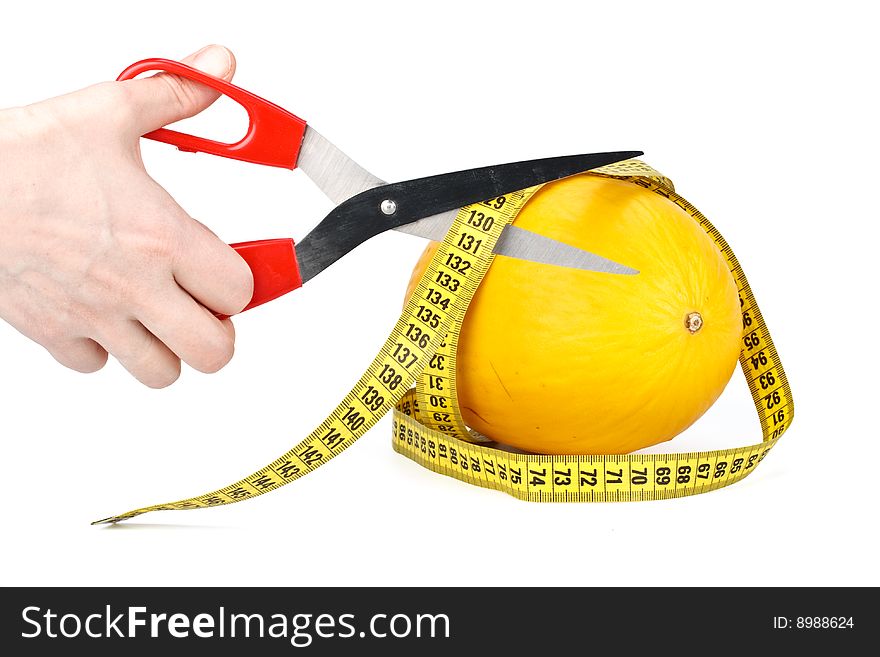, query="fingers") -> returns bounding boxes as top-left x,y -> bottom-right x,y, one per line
96,320 -> 182,389
172,217 -> 254,317
122,44 -> 236,135
46,294 -> 236,387
48,337 -> 109,374
137,284 -> 237,375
